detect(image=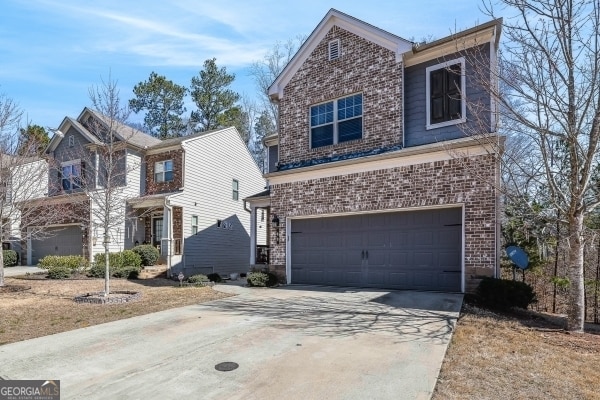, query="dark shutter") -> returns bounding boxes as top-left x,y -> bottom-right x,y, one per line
447,64 -> 462,119
80,161 -> 86,187
430,69 -> 445,124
